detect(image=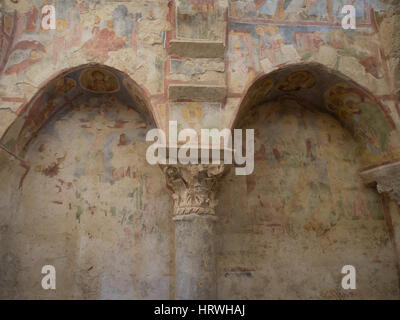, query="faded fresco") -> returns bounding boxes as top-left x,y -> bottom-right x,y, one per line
0,0 -> 168,108
0,0 -> 399,300
217,99 -> 399,299
227,0 -> 393,95
169,101 -> 221,133
234,64 -> 400,167
0,98 -> 171,299
0,65 -> 154,157
229,0 -> 386,21
176,0 -> 225,40
79,68 -> 120,93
